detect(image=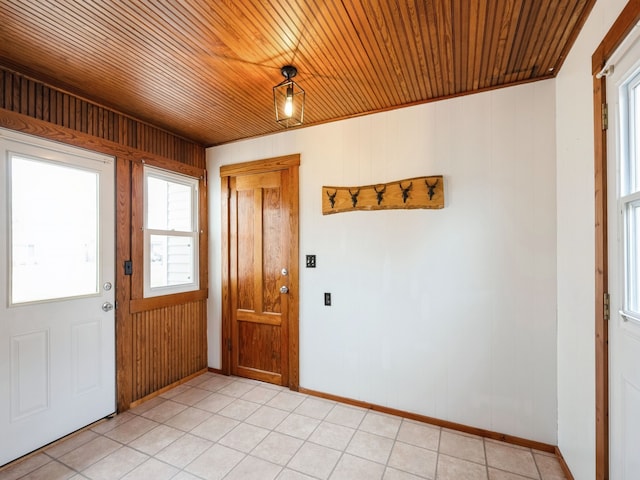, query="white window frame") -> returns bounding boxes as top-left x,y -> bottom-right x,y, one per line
619,67 -> 640,323
143,166 -> 199,298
